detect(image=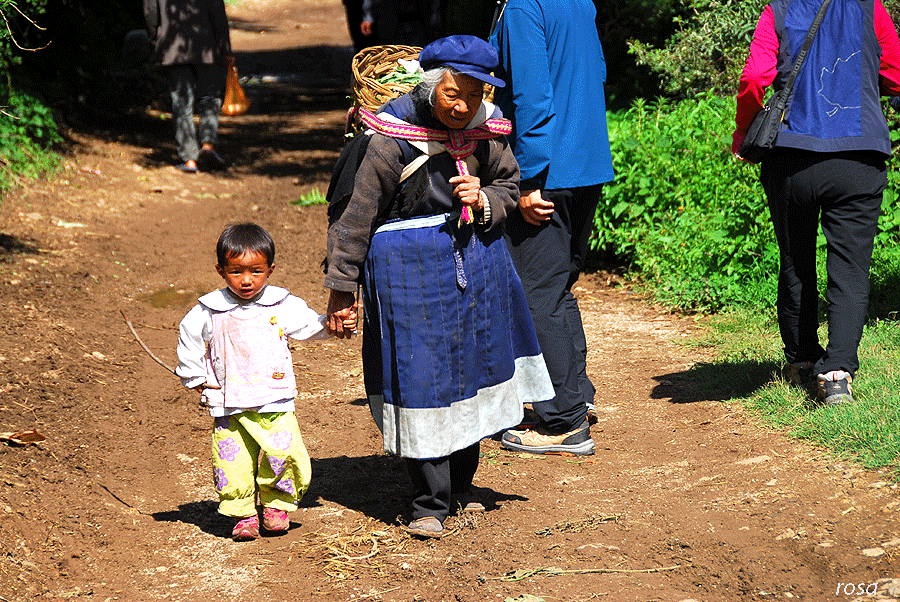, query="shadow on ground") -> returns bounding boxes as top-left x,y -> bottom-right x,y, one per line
64,44 -> 355,179
0,233 -> 41,256
652,359 -> 781,404
152,452 -> 528,536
